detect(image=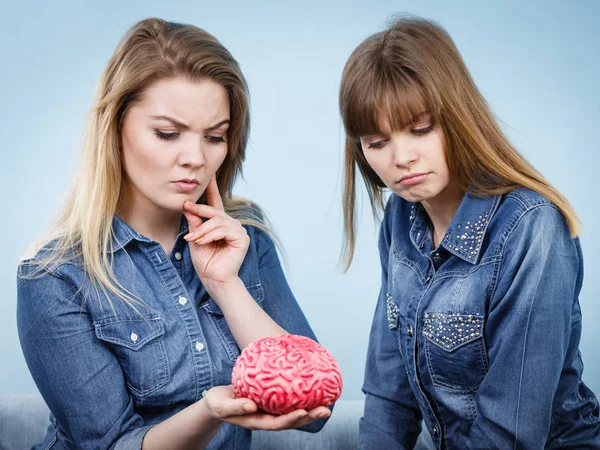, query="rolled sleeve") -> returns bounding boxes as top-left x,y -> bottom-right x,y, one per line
250,227 -> 331,433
